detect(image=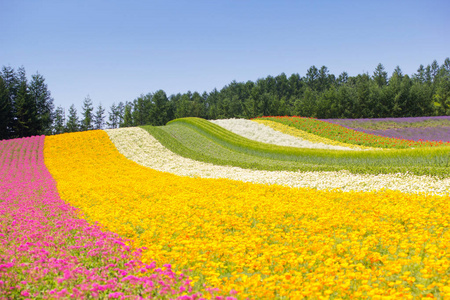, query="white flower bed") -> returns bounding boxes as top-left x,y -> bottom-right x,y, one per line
210,118 -> 354,150
105,127 -> 450,195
